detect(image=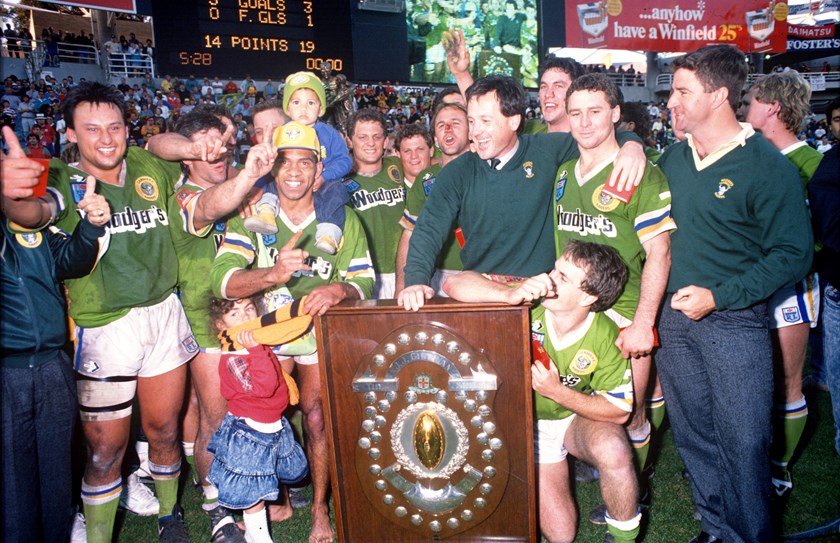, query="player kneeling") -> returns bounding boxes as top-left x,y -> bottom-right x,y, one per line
529,241 -> 640,543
